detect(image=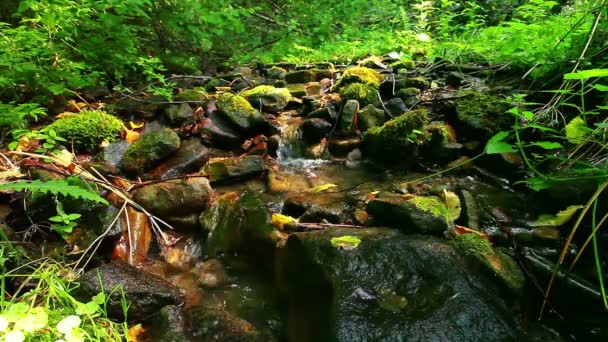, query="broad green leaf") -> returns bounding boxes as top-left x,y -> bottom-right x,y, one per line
531,205 -> 584,227
595,122 -> 608,129
527,123 -> 560,133
526,177 -> 552,191
530,141 -> 563,149
75,300 -> 100,316
486,141 -> 516,154
592,84 -> 608,92
5,302 -> 29,322
331,236 -> 362,250
564,69 -> 608,80
13,307 -> 47,333
0,179 -> 108,204
565,116 -> 591,144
